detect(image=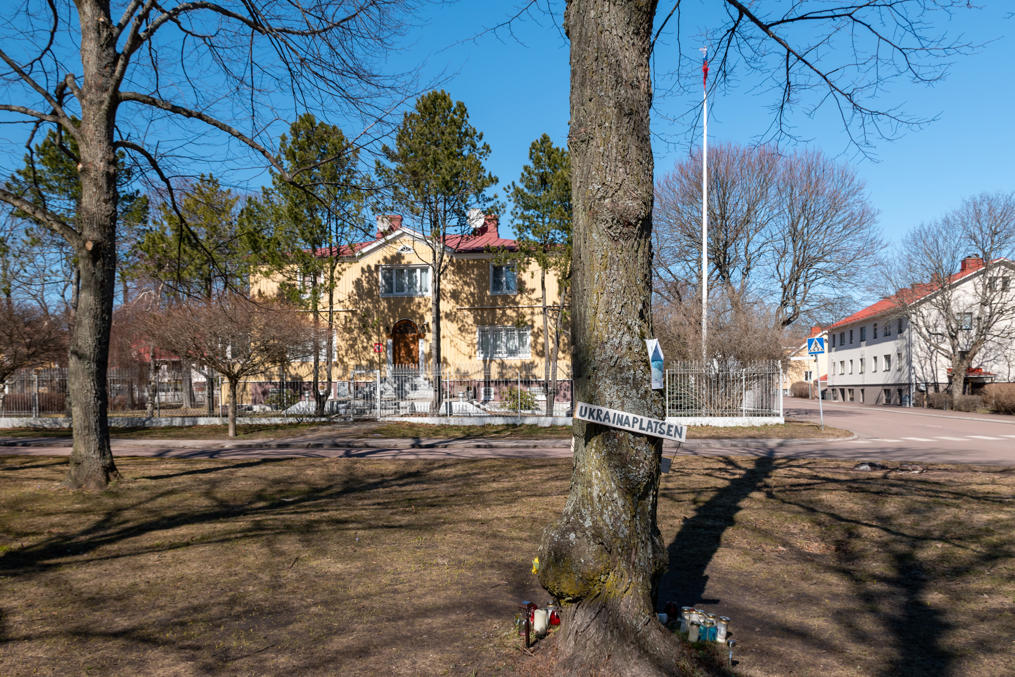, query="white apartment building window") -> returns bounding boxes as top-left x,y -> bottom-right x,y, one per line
898,318 -> 904,334
884,321 -> 891,337
490,264 -> 518,294
839,361 -> 845,375
849,329 -> 854,343
989,276 -> 1011,291
849,360 -> 854,375
897,352 -> 902,370
477,326 -> 531,359
804,370 -> 813,381
380,265 -> 430,297
872,356 -> 878,371
958,312 -> 973,330
860,326 -> 866,342
859,358 -> 864,374
831,334 -> 836,348
873,322 -> 878,339
840,331 -> 845,345
884,354 -> 891,371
